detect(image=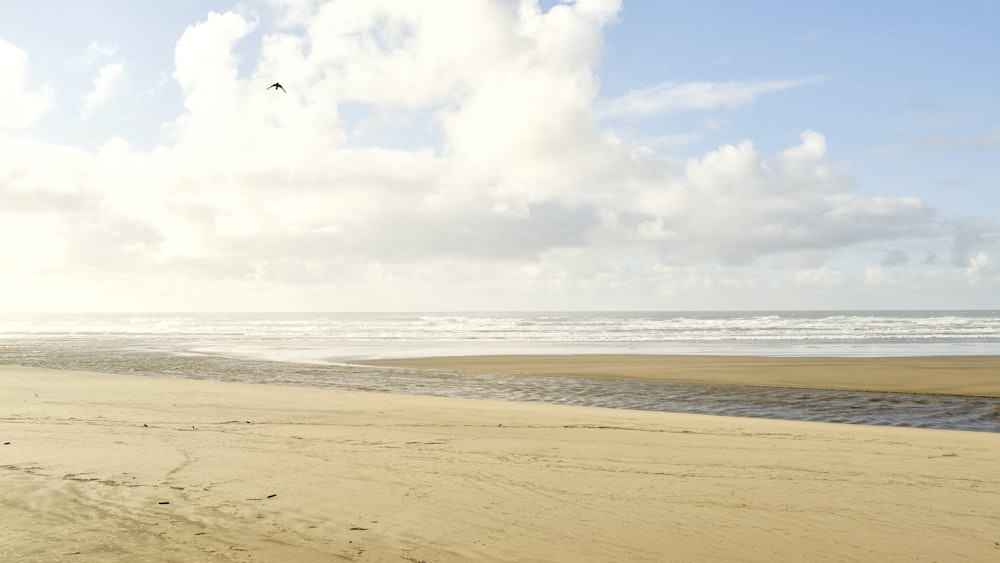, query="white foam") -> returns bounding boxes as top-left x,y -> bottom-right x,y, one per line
2,311 -> 998,362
